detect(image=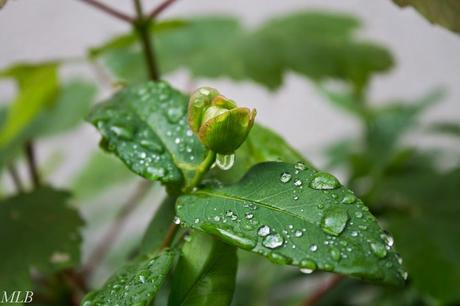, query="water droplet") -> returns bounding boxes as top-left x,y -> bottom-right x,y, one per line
381,231 -> 394,247
202,224 -> 256,250
309,244 -> 318,252
300,268 -> 314,274
263,233 -> 284,249
309,172 -> 340,190
355,211 -> 363,218
341,193 -> 357,204
110,125 -> 134,140
330,248 -> 341,261
268,252 -> 291,265
370,242 -> 387,258
293,195 -> 299,200
166,107 -> 184,123
320,207 -> 349,236
294,161 -> 306,171
351,231 -> 359,237
294,179 -> 303,187
294,230 -> 303,237
173,216 -> 181,224
194,218 -> 200,224
213,216 -> 221,222
258,225 -> 270,237
215,153 -> 235,170
245,212 -> 254,220
280,172 -> 292,183
300,259 -> 317,271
